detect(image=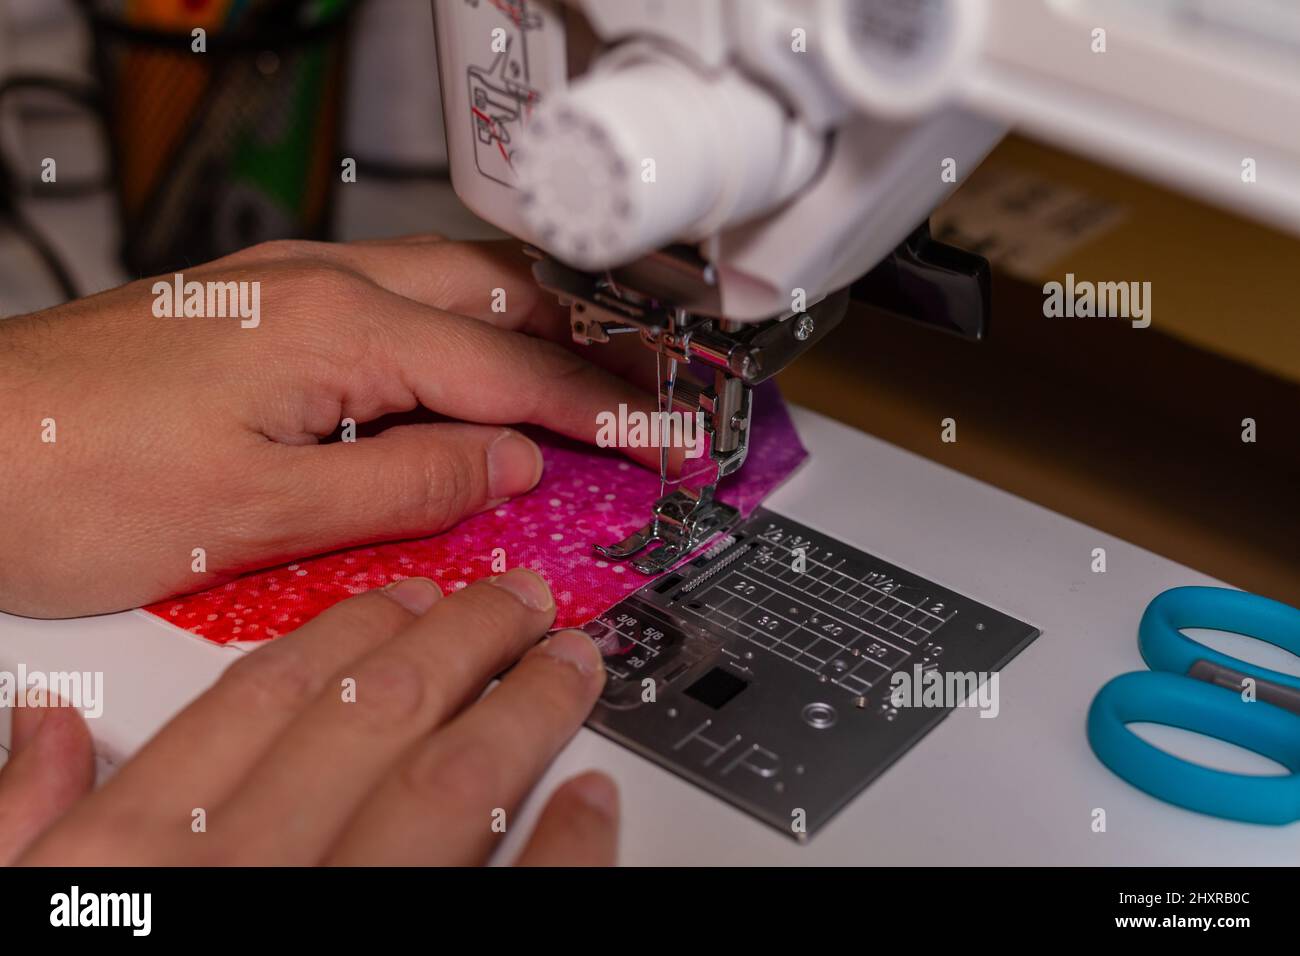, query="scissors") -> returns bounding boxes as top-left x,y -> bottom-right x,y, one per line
1088,586 -> 1300,825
